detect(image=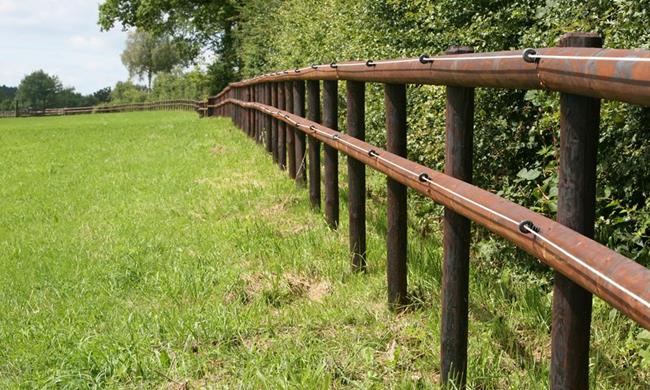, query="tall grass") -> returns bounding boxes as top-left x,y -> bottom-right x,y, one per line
0,112 -> 647,388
